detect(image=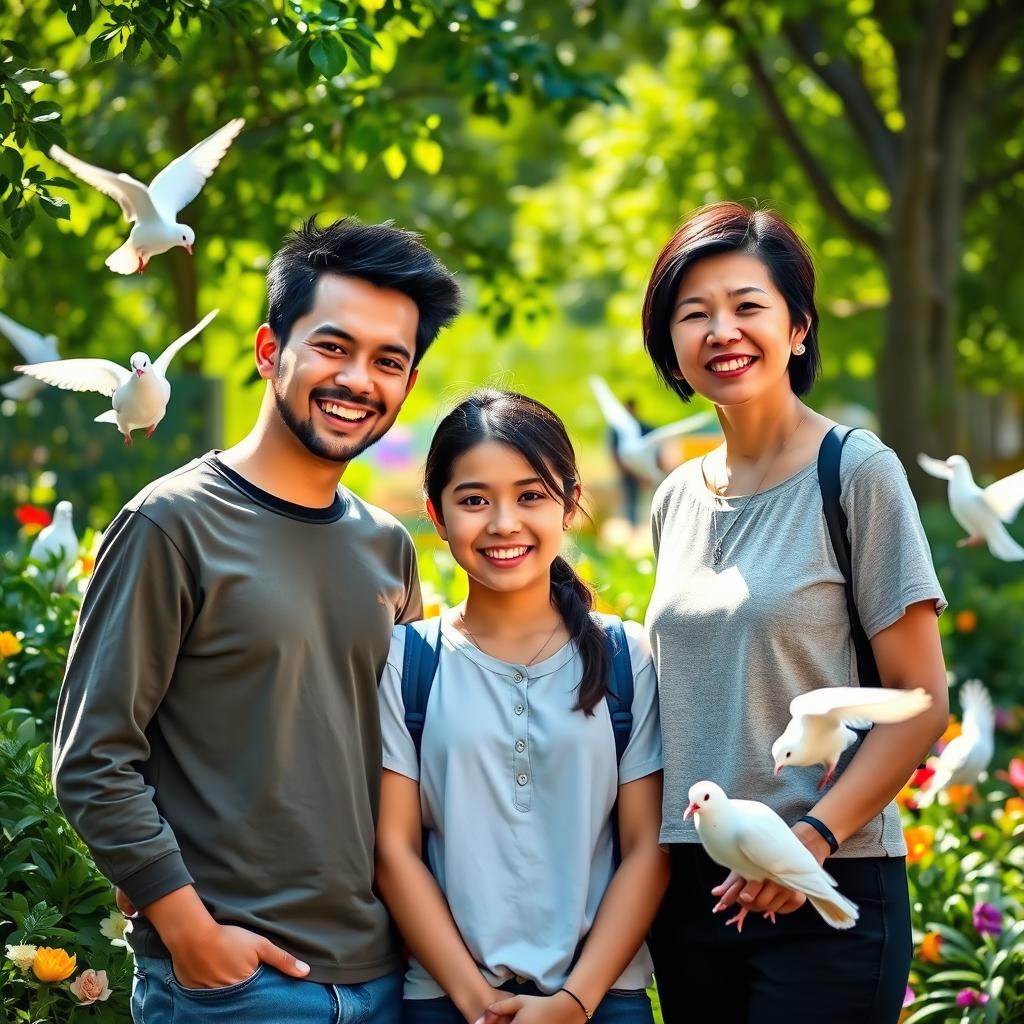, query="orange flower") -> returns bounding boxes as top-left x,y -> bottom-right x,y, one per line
0,631 -> 22,658
919,931 -> 942,963
955,609 -> 977,633
904,825 -> 934,864
938,717 -> 962,748
1006,797 -> 1024,815
32,947 -> 77,982
946,785 -> 975,813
